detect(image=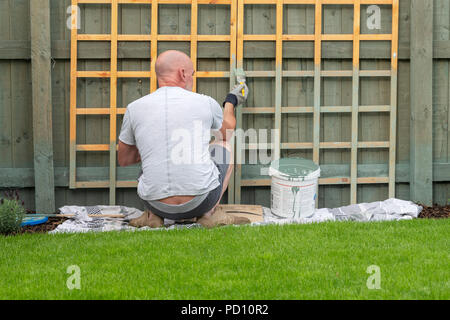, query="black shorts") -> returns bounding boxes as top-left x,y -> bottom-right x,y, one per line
140,144 -> 231,220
